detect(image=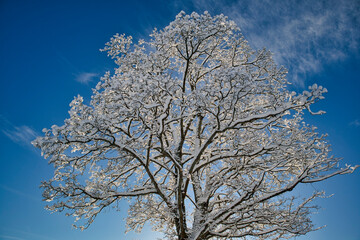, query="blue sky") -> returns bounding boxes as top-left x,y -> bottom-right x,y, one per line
0,0 -> 359,239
